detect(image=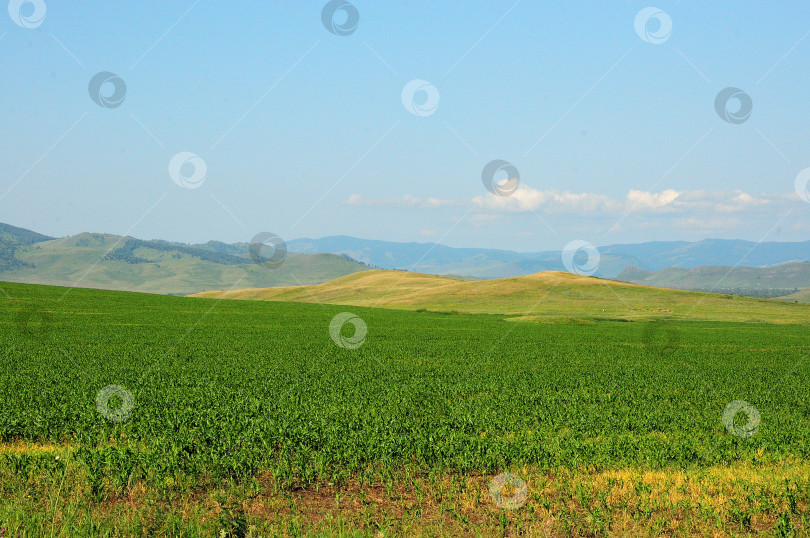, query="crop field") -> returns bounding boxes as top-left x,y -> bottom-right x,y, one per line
2,281 -> 810,535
